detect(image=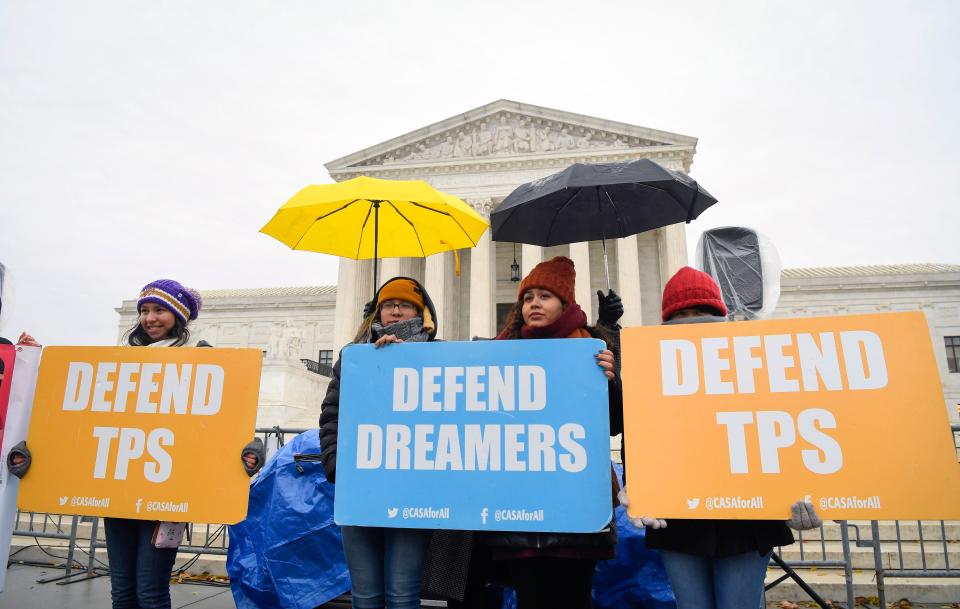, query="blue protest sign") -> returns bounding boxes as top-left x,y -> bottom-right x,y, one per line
334,338 -> 613,533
